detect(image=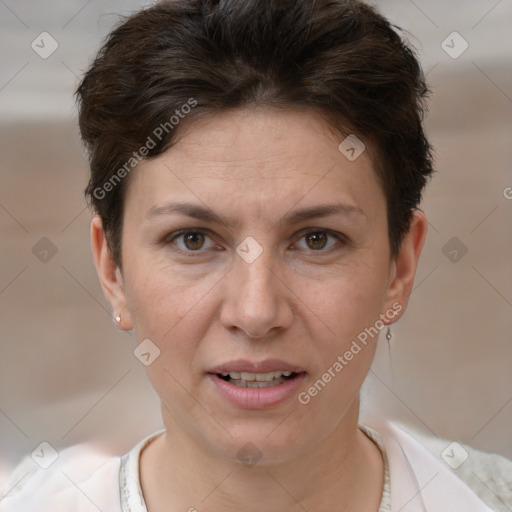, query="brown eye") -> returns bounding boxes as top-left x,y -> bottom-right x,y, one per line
294,229 -> 345,253
305,231 -> 328,250
182,231 -> 205,250
165,229 -> 217,253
